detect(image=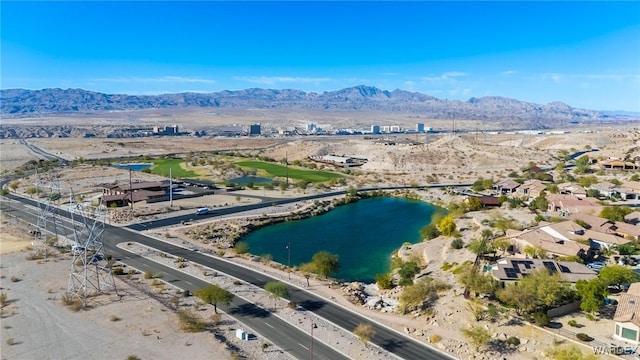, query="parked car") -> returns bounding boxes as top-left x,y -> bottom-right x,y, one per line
587,262 -> 606,271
